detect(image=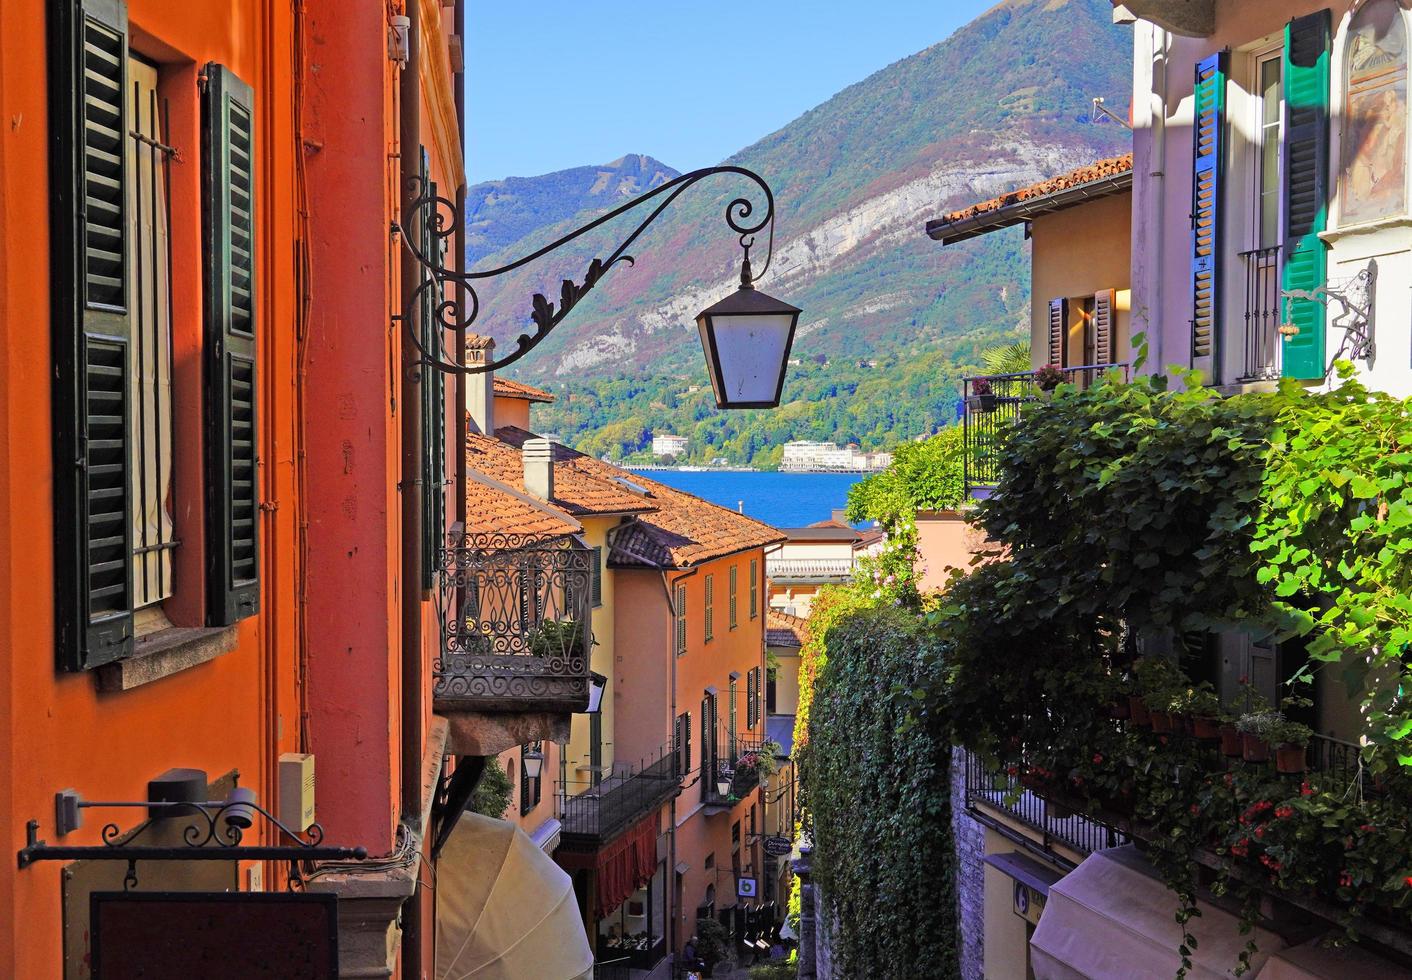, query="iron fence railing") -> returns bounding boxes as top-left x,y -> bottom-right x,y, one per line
433,529 -> 592,712
593,956 -> 632,980
961,363 -> 1129,495
1308,732 -> 1371,798
704,734 -> 769,807
963,751 -> 1126,856
560,744 -> 680,842
1239,245 -> 1282,381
